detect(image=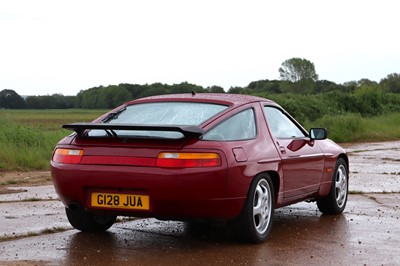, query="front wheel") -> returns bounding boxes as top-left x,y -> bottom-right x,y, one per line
317,158 -> 349,214
235,174 -> 275,243
66,208 -> 116,232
